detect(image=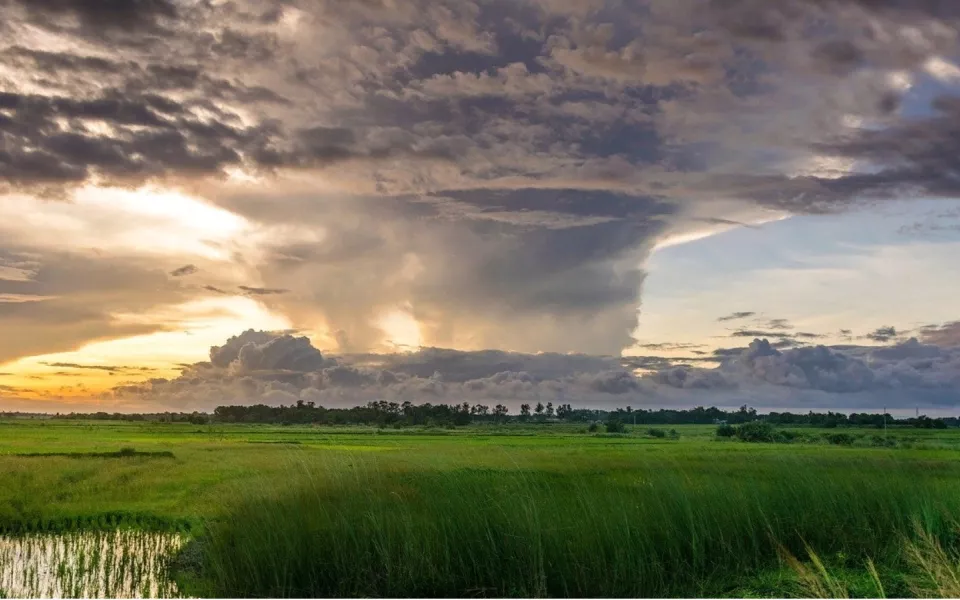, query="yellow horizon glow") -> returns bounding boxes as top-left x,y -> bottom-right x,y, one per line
0,296 -> 292,400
